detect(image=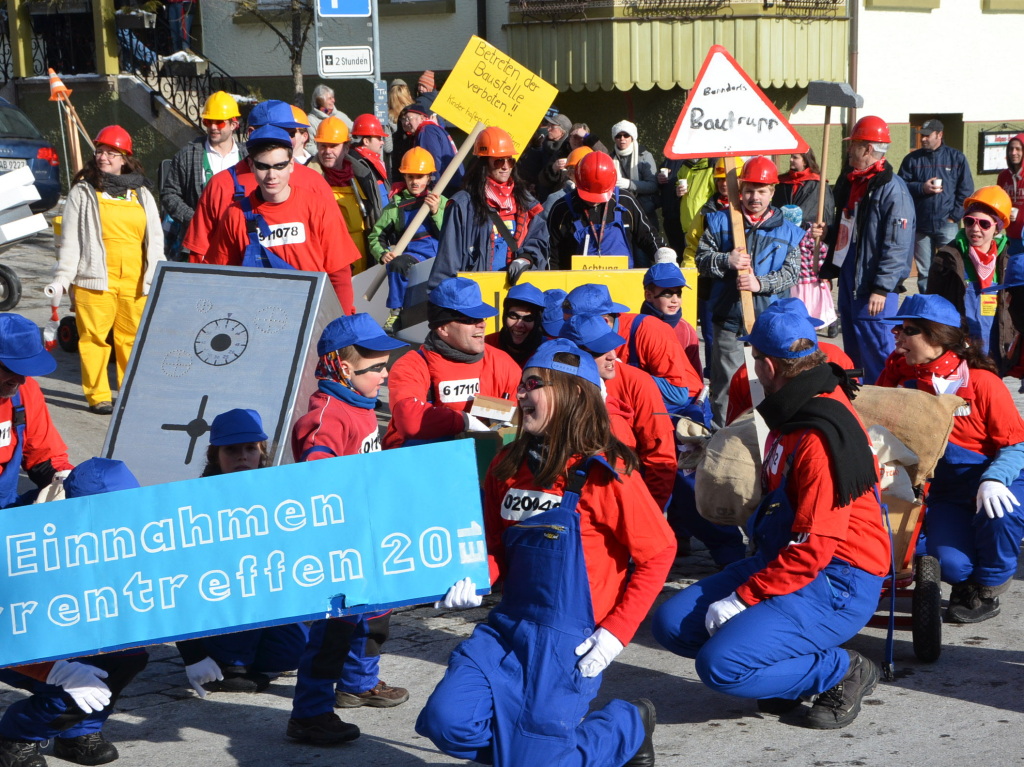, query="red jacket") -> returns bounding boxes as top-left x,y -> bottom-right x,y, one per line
997,139 -> 1024,240
292,389 -> 381,461
0,377 -> 72,485
616,313 -> 703,396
